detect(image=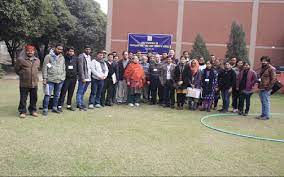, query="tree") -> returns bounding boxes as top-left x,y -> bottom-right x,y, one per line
0,0 -> 41,65
64,0 -> 107,53
226,21 -> 249,63
190,34 -> 210,61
